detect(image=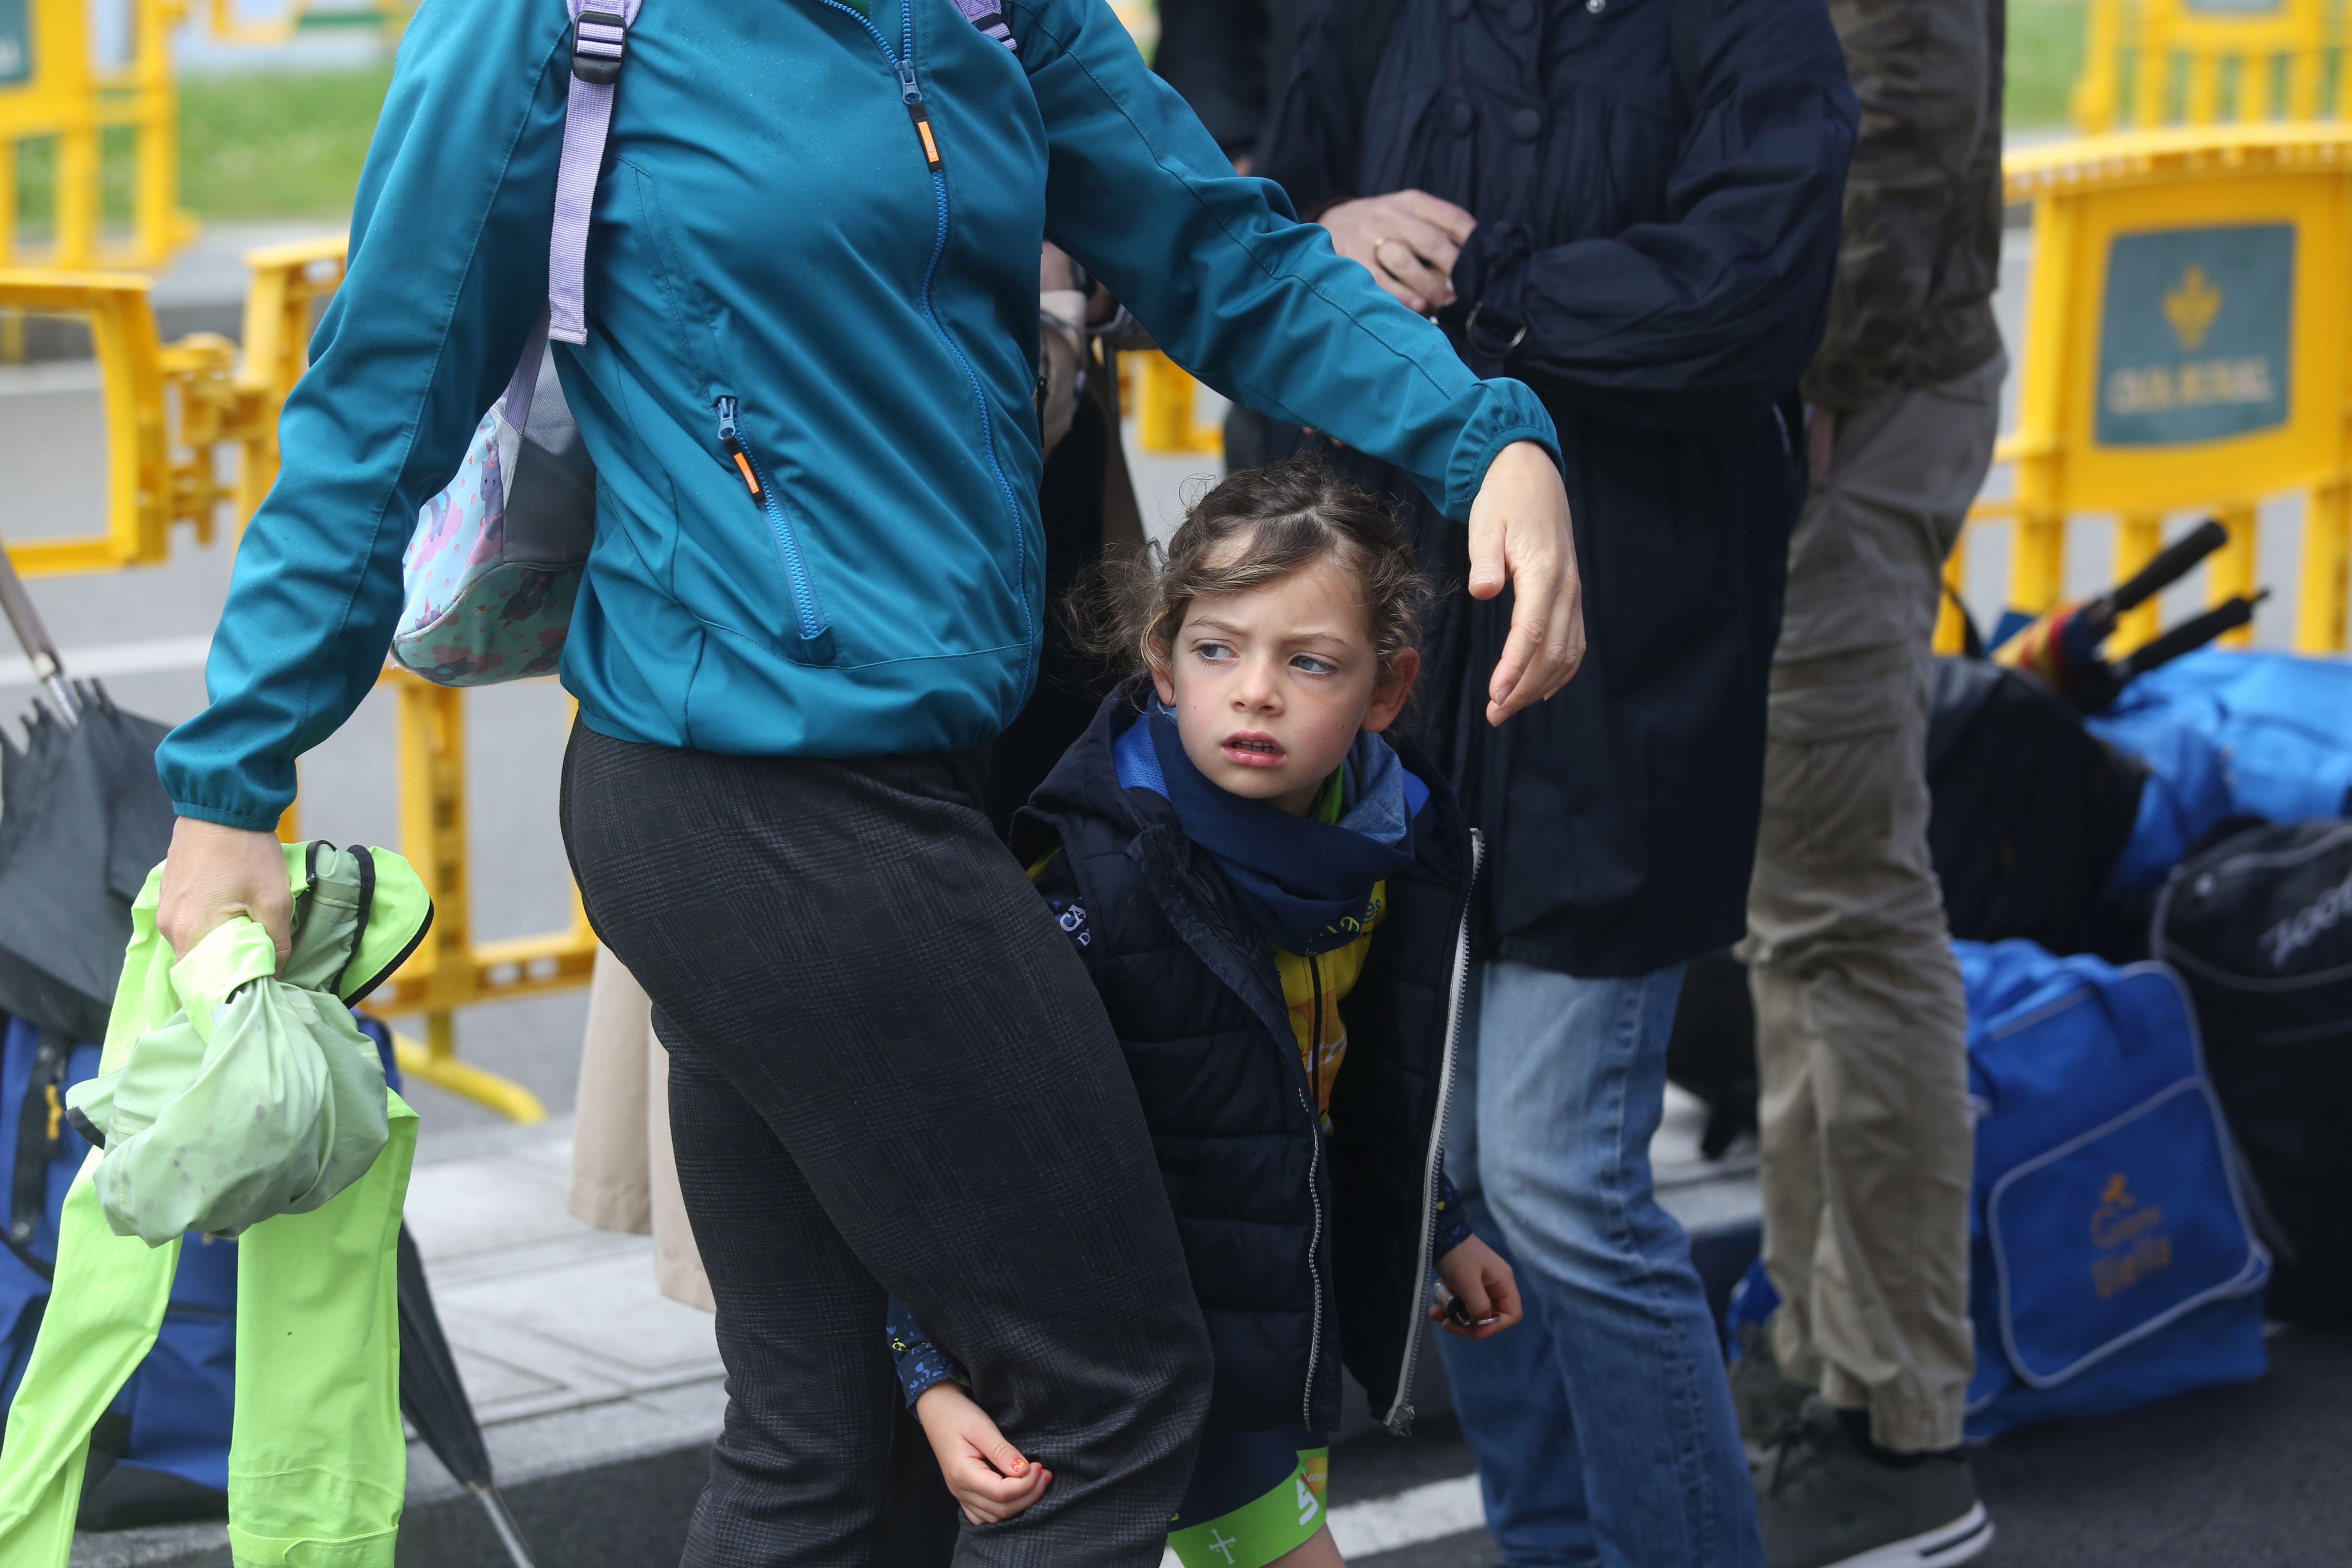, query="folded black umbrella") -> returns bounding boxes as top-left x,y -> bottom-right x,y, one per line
0,538 -> 175,1041
397,1223 -> 539,1567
